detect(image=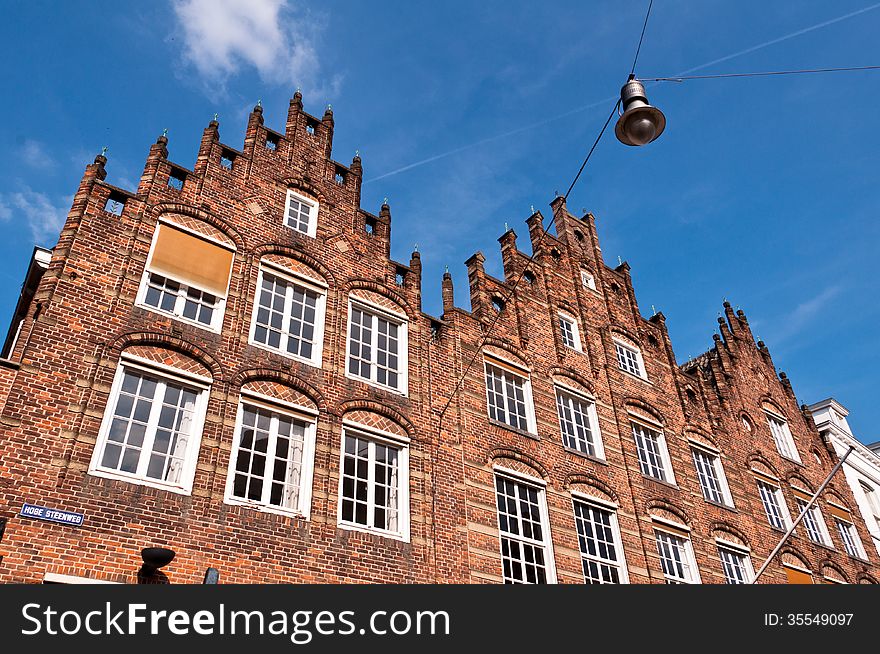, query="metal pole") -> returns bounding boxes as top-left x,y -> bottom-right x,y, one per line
751,445 -> 854,583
